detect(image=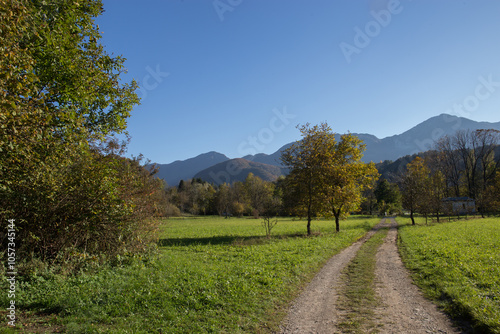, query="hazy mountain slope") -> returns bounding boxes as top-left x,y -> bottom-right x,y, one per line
193,158 -> 285,185
241,114 -> 500,164
371,114 -> 500,162
153,114 -> 500,184
242,143 -> 293,166
153,151 -> 229,186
